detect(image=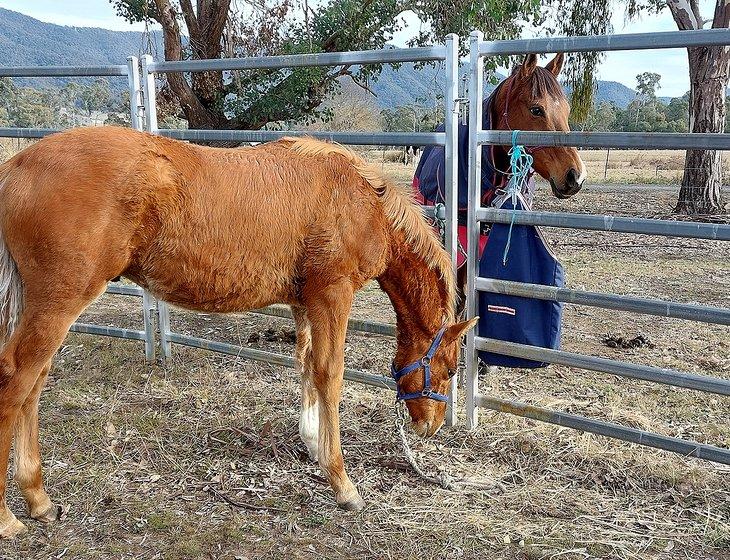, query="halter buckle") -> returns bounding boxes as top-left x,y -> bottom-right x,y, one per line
420,356 -> 432,366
